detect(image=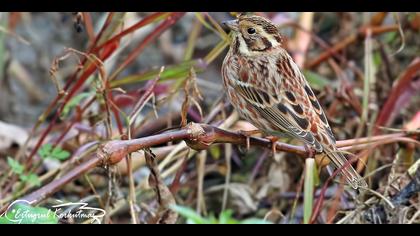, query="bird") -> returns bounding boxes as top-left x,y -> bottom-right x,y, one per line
221,14 -> 367,189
